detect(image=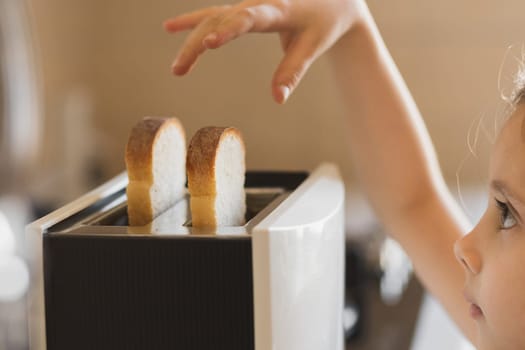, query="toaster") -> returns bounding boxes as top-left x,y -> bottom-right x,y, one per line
26,163 -> 345,350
